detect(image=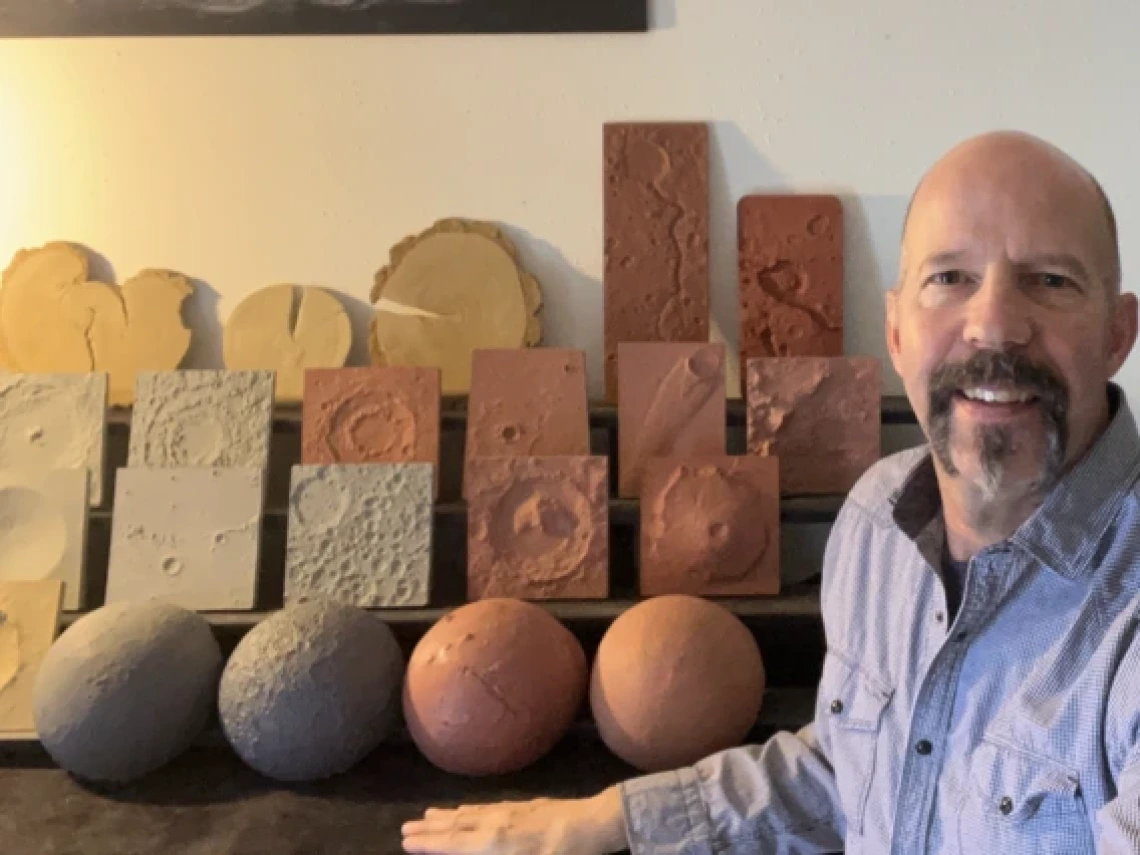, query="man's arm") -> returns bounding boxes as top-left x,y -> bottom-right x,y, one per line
1098,618 -> 1140,852
619,719 -> 843,854
401,715 -> 844,855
